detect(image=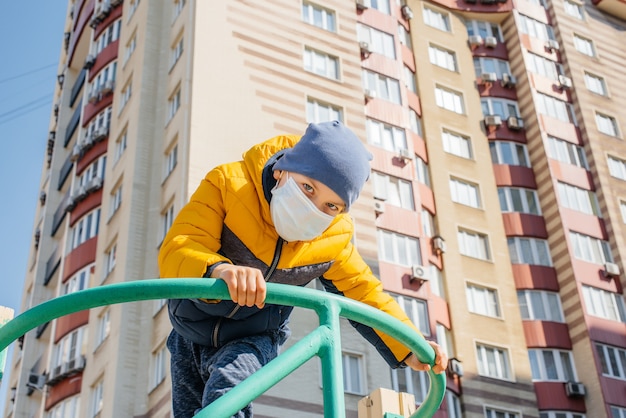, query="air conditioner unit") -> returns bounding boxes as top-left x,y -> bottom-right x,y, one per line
507,116 -> 524,131
101,79 -> 115,94
398,148 -> 413,161
480,72 -> 498,84
364,89 -> 377,100
67,356 -> 86,373
401,5 -> 414,20
545,39 -> 560,52
558,74 -> 573,90
93,126 -> 109,142
484,36 -> 498,48
432,235 -> 446,254
356,0 -> 370,10
75,186 -> 88,201
84,54 -> 96,70
501,73 -> 517,88
46,364 -> 63,384
604,262 -> 620,277
449,358 -> 464,376
484,115 -> 502,127
565,381 -> 586,397
70,144 -> 82,162
468,35 -> 483,48
88,89 -> 100,104
26,373 -> 46,391
359,41 -> 372,55
96,3 -> 111,20
410,264 -> 429,282
87,177 -> 104,193
374,200 -> 385,214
